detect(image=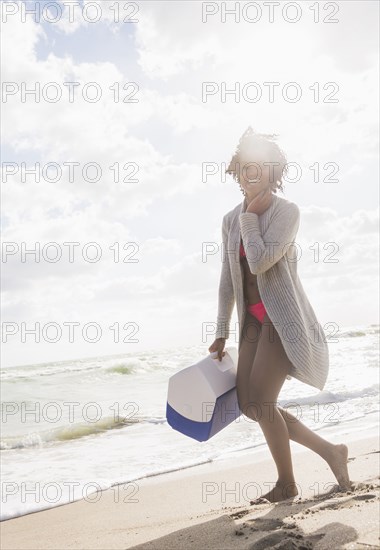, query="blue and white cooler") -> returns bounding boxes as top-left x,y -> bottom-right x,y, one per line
166,347 -> 242,441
